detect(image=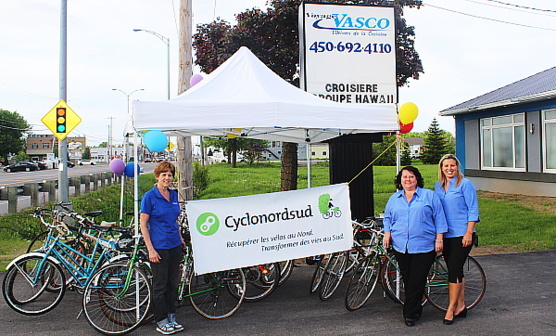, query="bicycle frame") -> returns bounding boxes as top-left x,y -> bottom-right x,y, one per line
43,231 -> 115,288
